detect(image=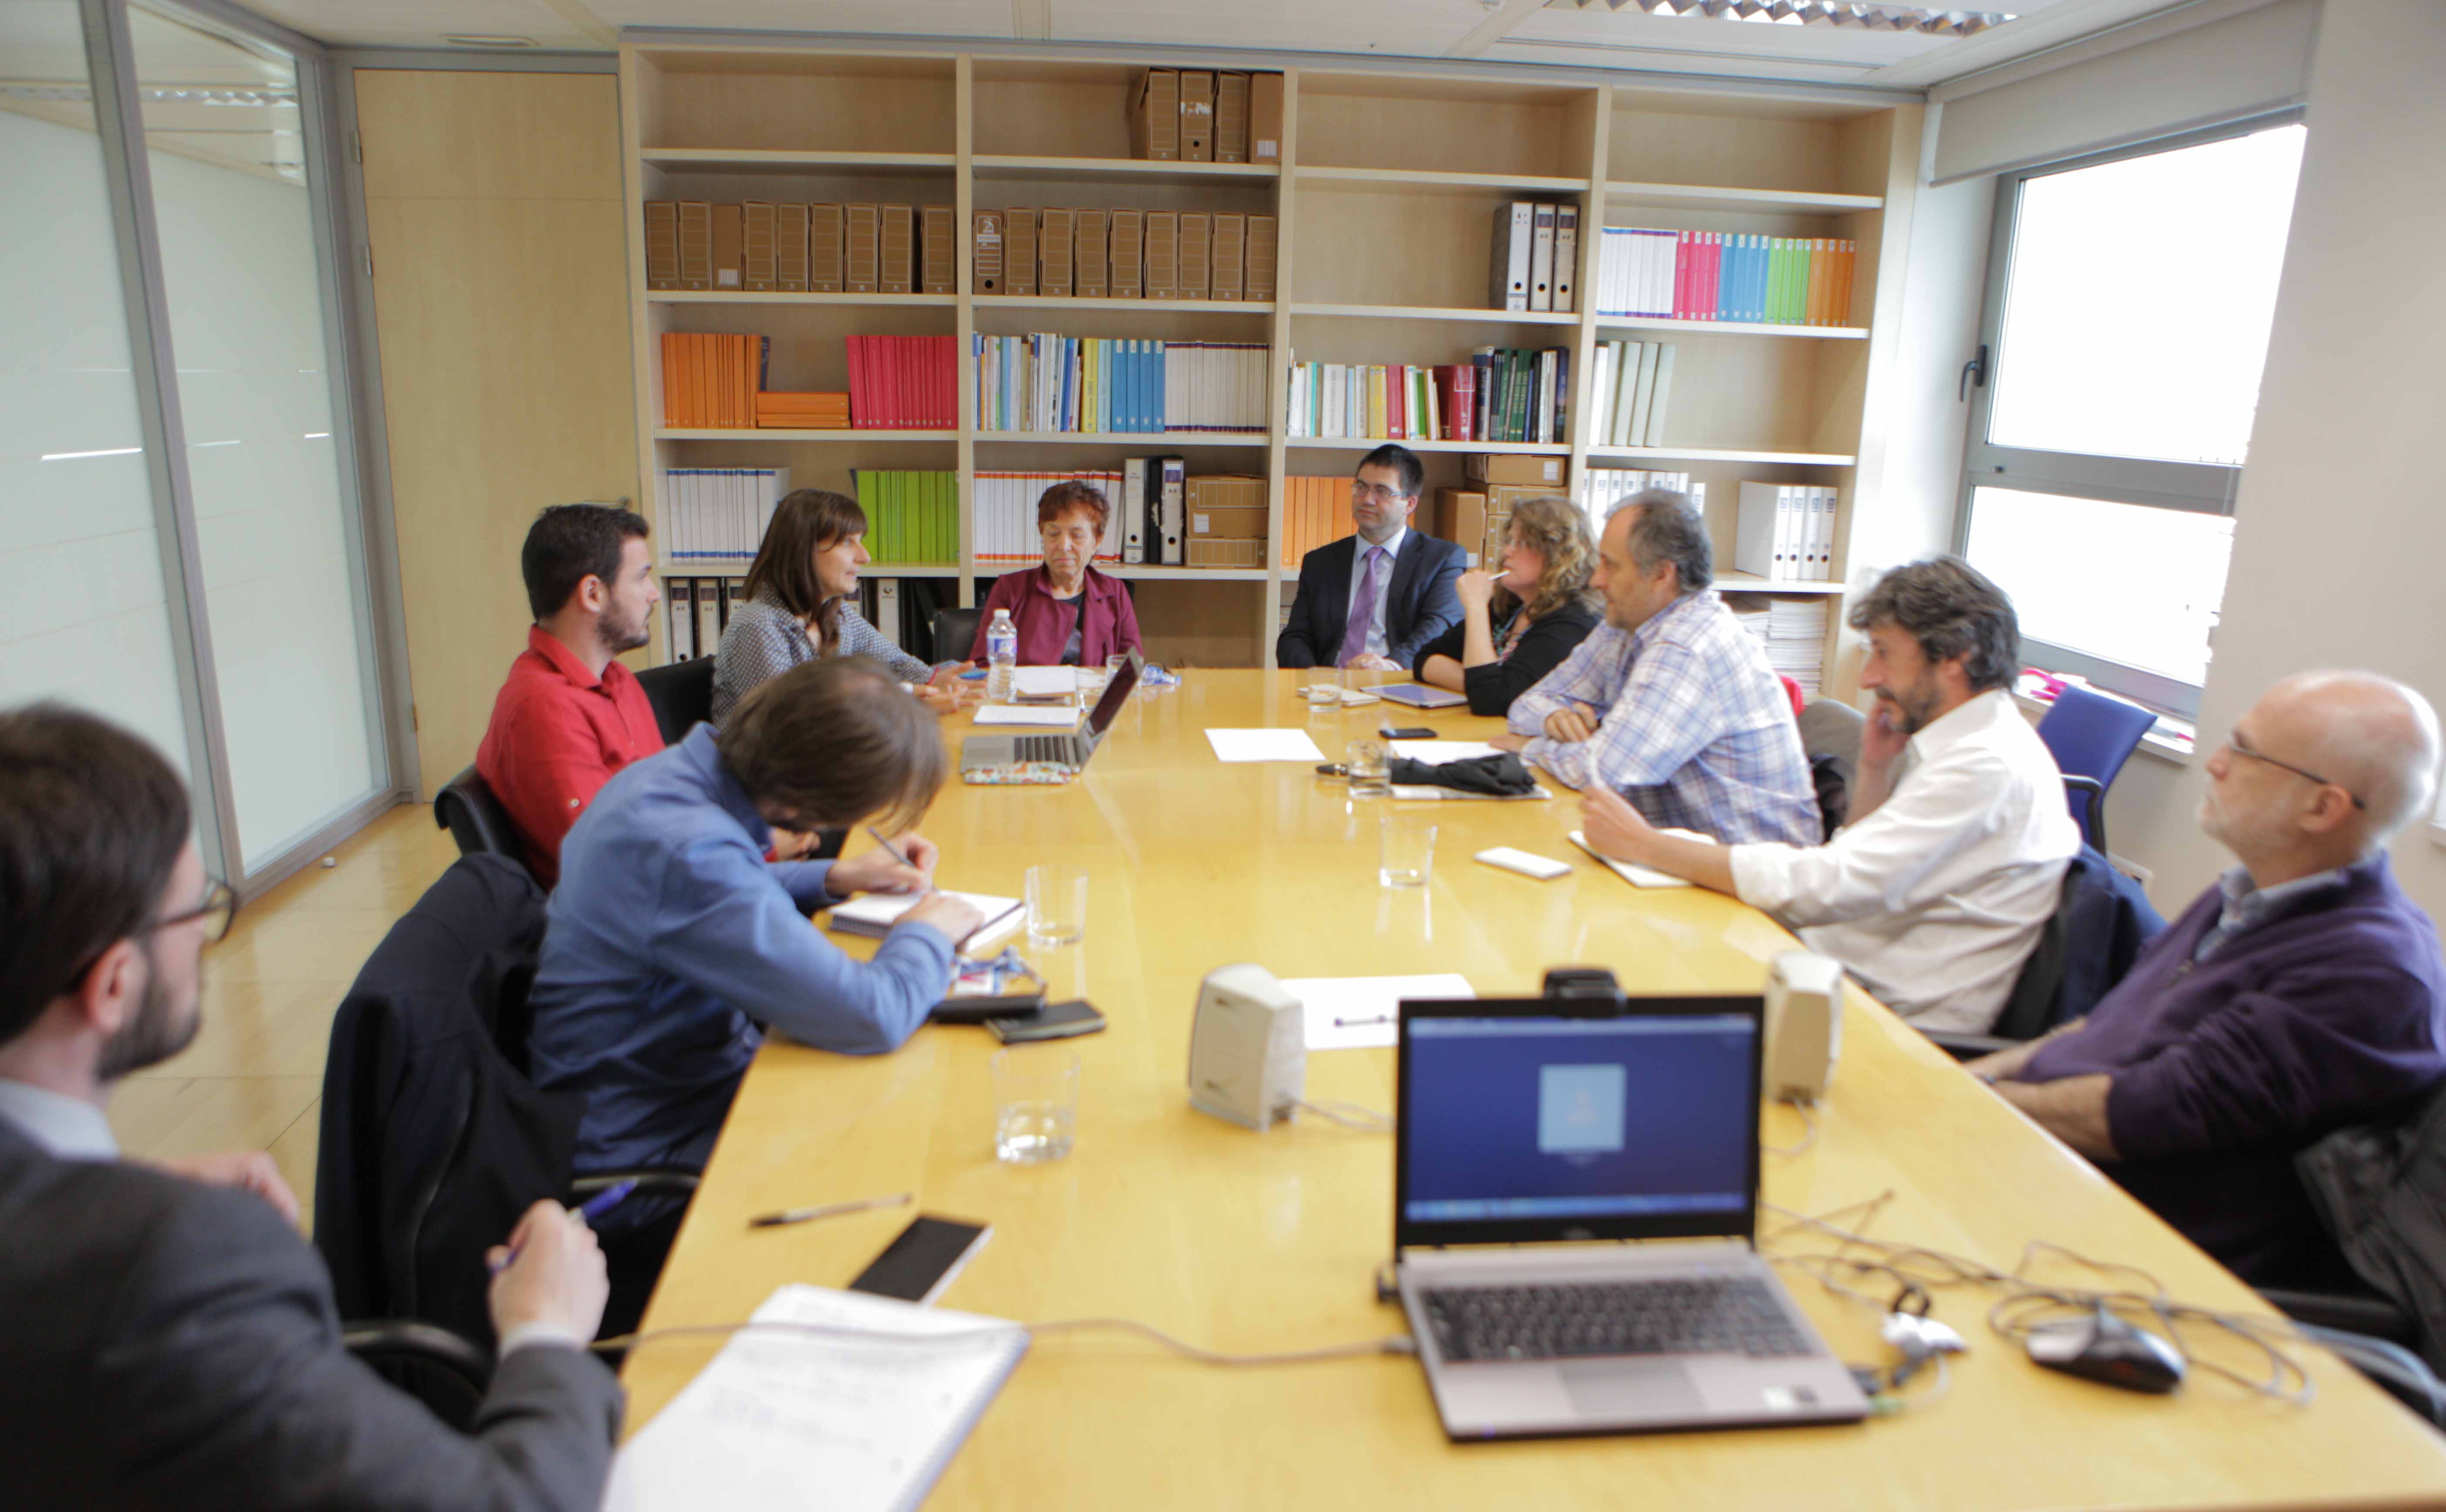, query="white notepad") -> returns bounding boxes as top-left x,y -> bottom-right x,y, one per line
1008,666 -> 1080,700
828,890 -> 1025,954
1568,829 -> 1704,889
603,1284 -> 1027,1512
973,705 -> 1082,728
1205,728 -> 1327,763
1286,974 -> 1475,1051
